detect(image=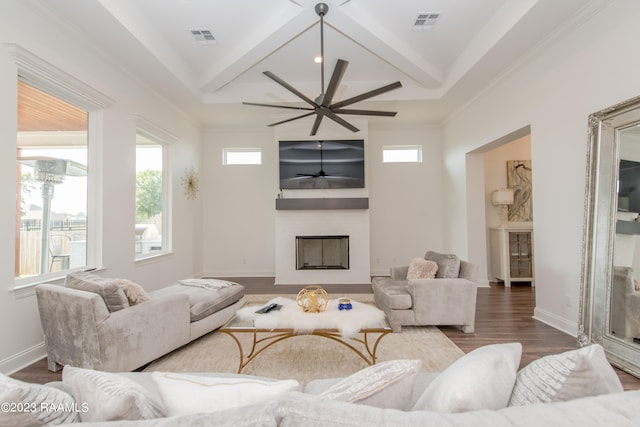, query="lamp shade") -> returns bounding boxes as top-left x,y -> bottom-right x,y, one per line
492,188 -> 514,206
